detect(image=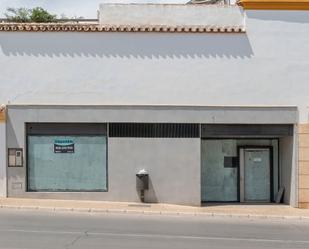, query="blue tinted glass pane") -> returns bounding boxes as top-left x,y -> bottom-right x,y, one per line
201,140 -> 238,202
28,136 -> 107,191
